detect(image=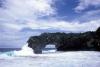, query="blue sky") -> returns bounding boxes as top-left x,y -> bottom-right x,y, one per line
0,0 -> 100,48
